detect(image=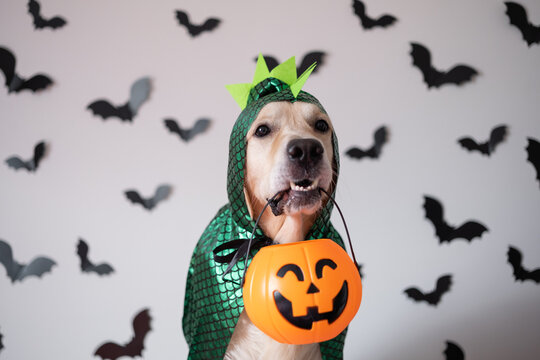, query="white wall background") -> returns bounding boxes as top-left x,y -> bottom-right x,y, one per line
1,0 -> 539,359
